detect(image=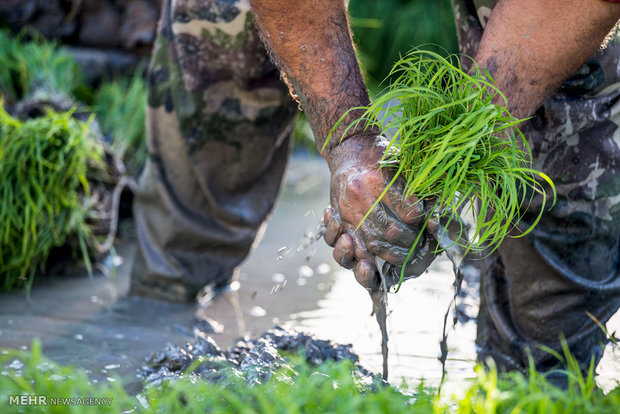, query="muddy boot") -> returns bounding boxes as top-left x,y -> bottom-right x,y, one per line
130,0 -> 297,303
